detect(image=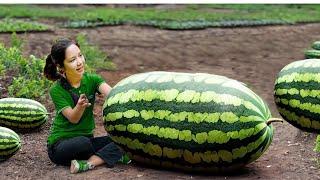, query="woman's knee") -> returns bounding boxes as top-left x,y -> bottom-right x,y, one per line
49,136 -> 95,164
63,136 -> 94,153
